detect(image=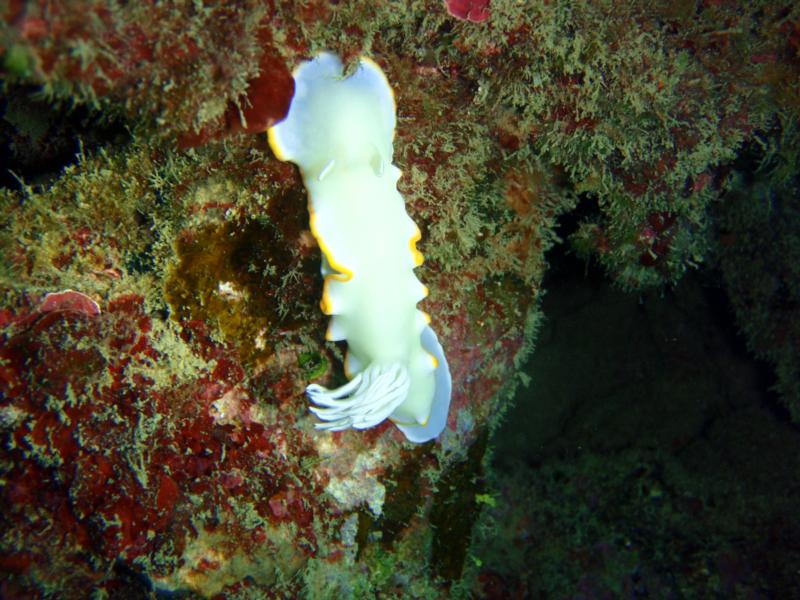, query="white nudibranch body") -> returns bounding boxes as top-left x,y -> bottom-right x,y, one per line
267,53 -> 452,443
